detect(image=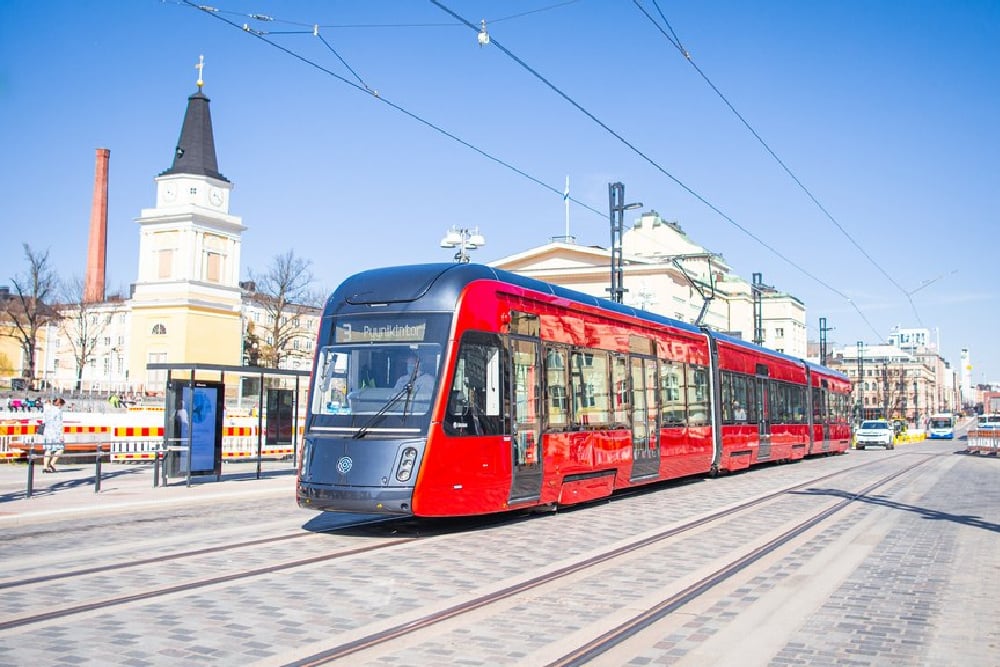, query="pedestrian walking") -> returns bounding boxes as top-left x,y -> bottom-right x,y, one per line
42,397 -> 66,473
